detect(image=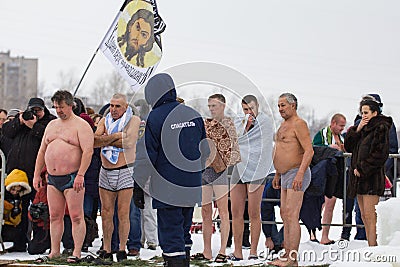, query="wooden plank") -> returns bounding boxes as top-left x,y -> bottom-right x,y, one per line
0,260 -> 14,267
6,264 -> 70,267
